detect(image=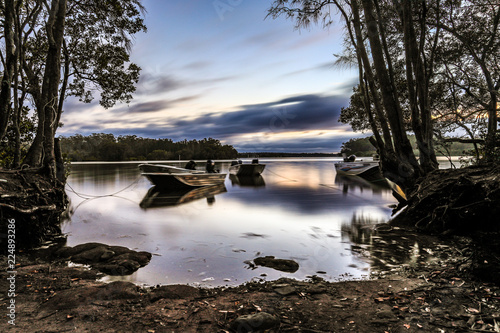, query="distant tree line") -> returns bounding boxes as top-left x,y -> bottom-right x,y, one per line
59,133 -> 238,161
237,152 -> 339,158
341,137 -> 476,157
